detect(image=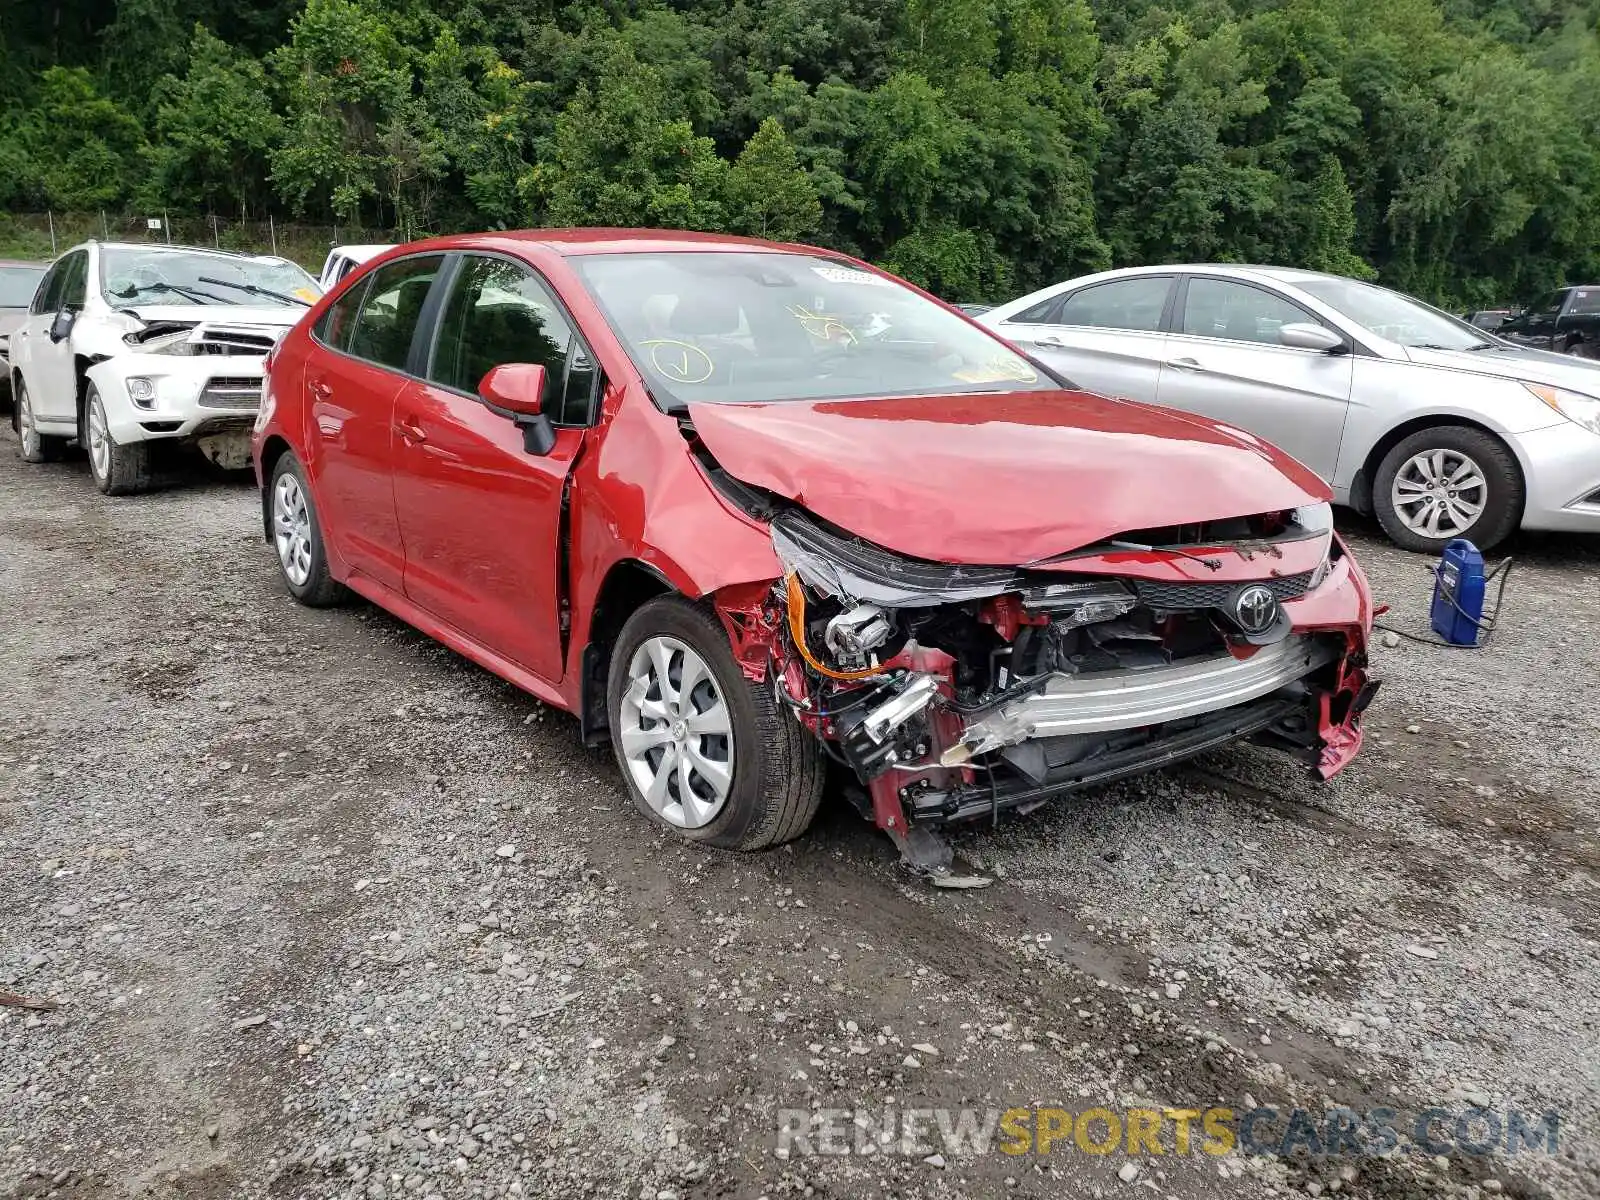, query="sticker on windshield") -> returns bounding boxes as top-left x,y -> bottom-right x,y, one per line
789,305 -> 858,344
952,357 -> 1039,385
641,339 -> 715,384
811,265 -> 892,288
